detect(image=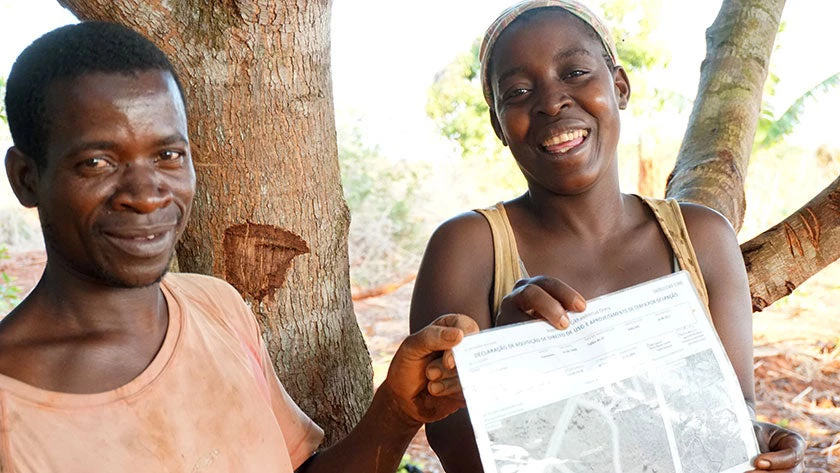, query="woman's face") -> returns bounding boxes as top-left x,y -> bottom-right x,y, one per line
489,9 -> 630,196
